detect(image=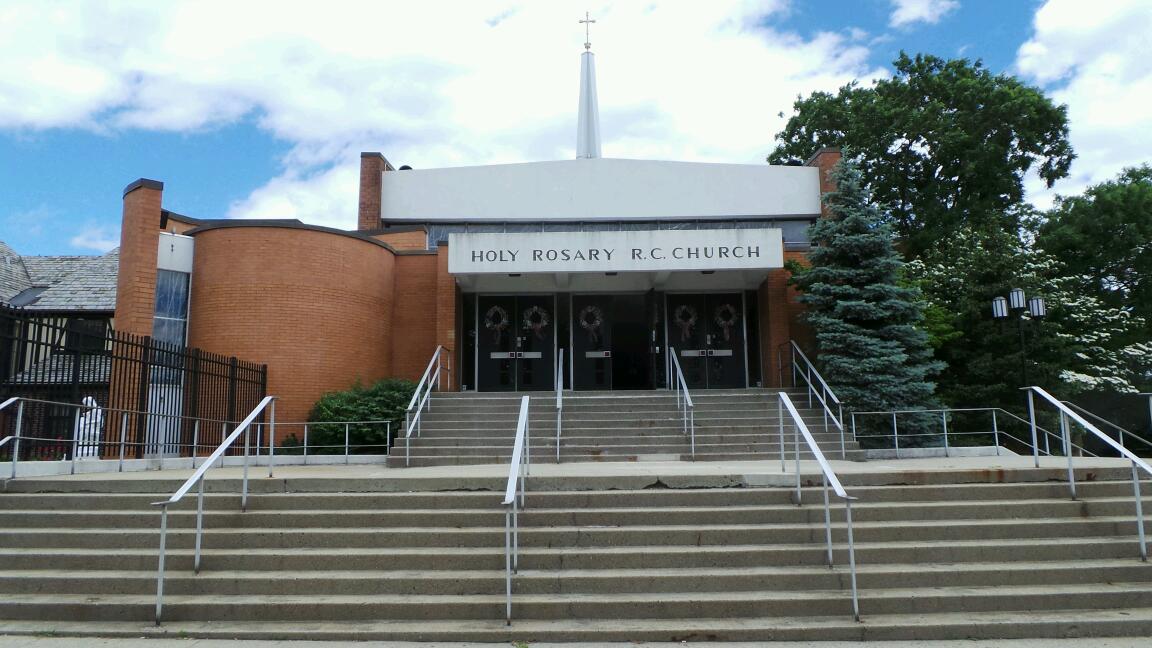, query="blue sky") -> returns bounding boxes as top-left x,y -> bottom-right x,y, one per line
1,0 -> 1148,256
